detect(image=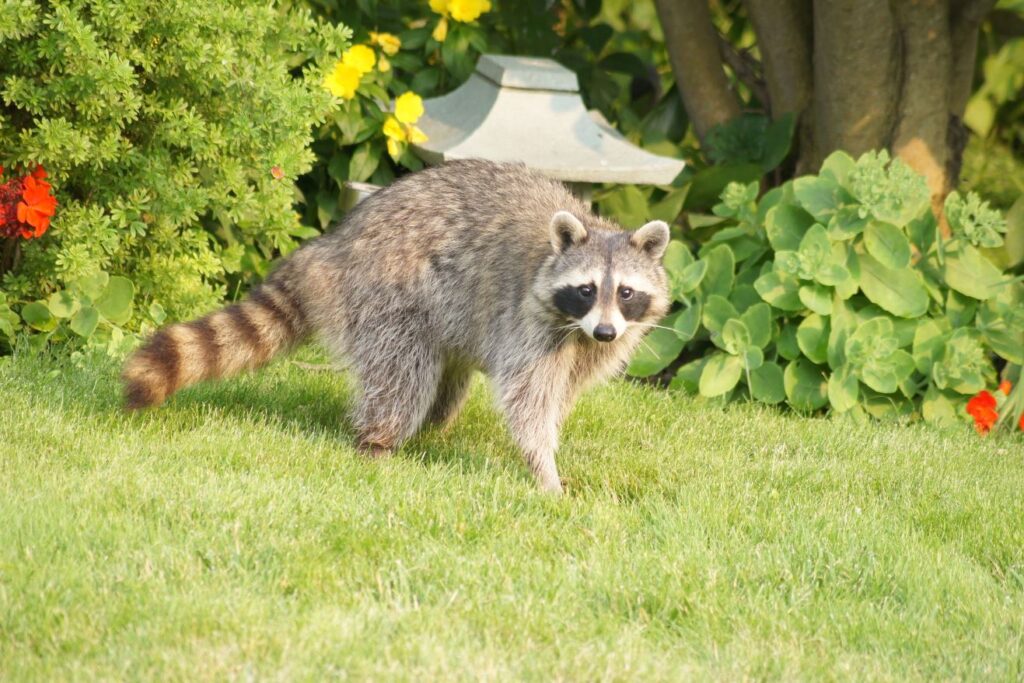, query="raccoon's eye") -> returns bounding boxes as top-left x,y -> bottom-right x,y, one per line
577,284 -> 595,298
619,286 -> 634,300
